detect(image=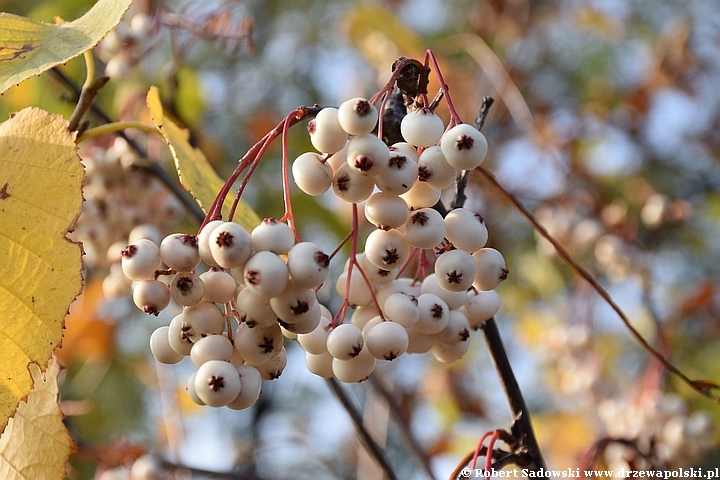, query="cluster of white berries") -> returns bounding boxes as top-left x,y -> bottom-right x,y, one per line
291,98 -> 507,378
121,217 -> 333,409
118,96 -> 509,408
598,393 -> 713,470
